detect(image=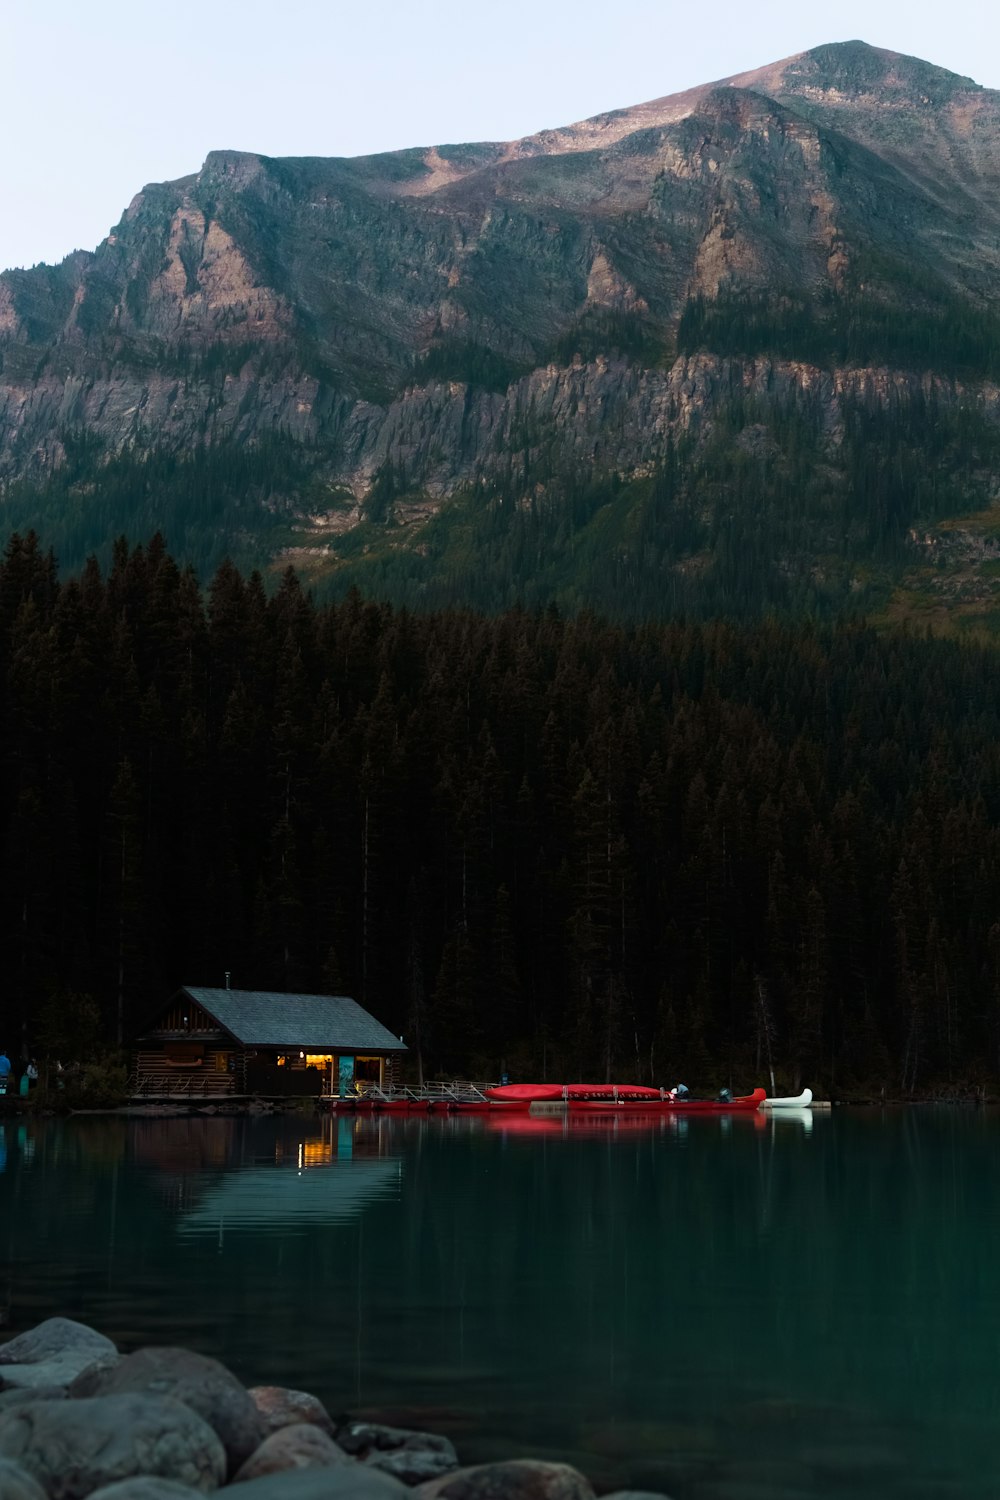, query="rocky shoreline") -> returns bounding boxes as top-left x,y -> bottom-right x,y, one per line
0,1319 -> 665,1500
